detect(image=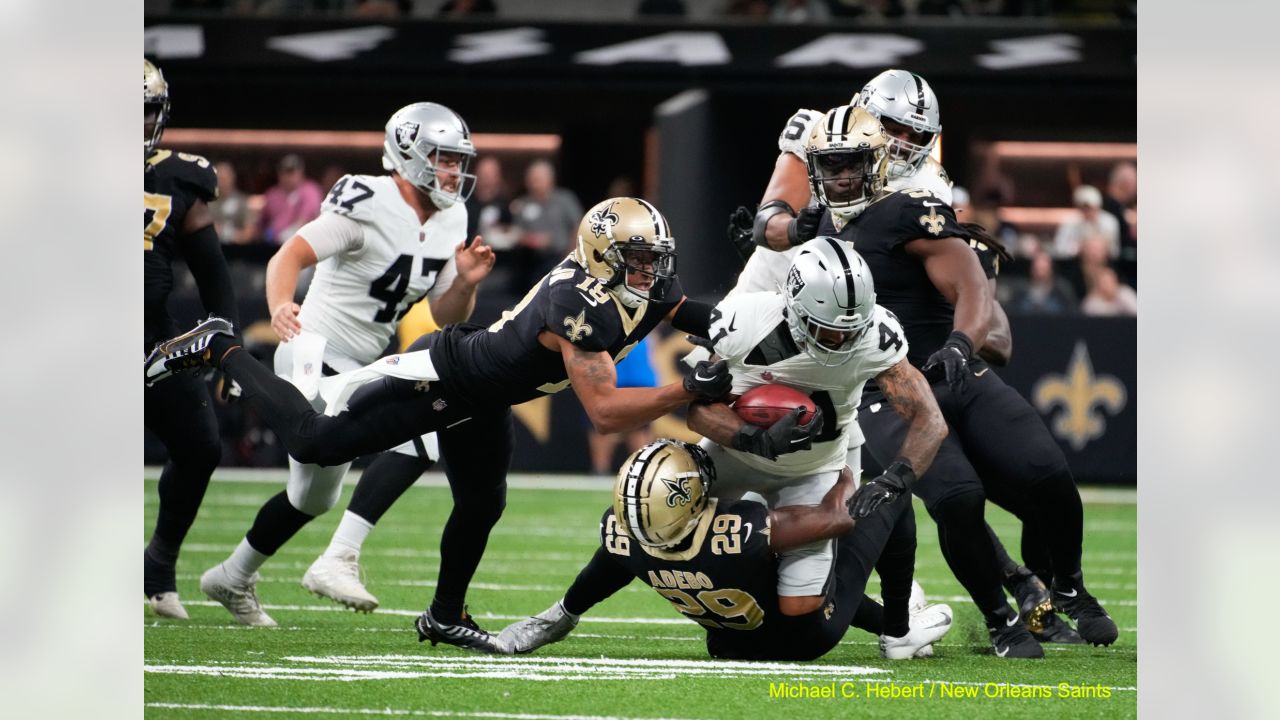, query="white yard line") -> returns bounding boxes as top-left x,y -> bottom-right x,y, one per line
145,703 -> 698,720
